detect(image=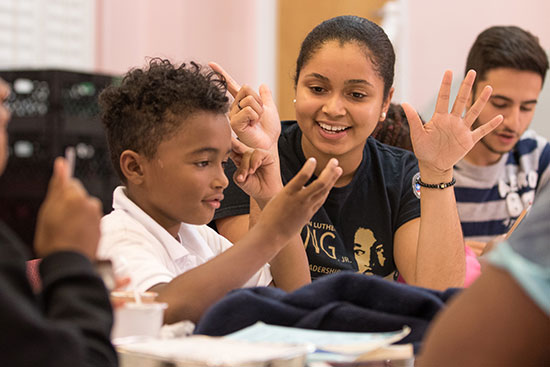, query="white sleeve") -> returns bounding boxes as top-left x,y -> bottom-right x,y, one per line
99,223 -> 176,293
